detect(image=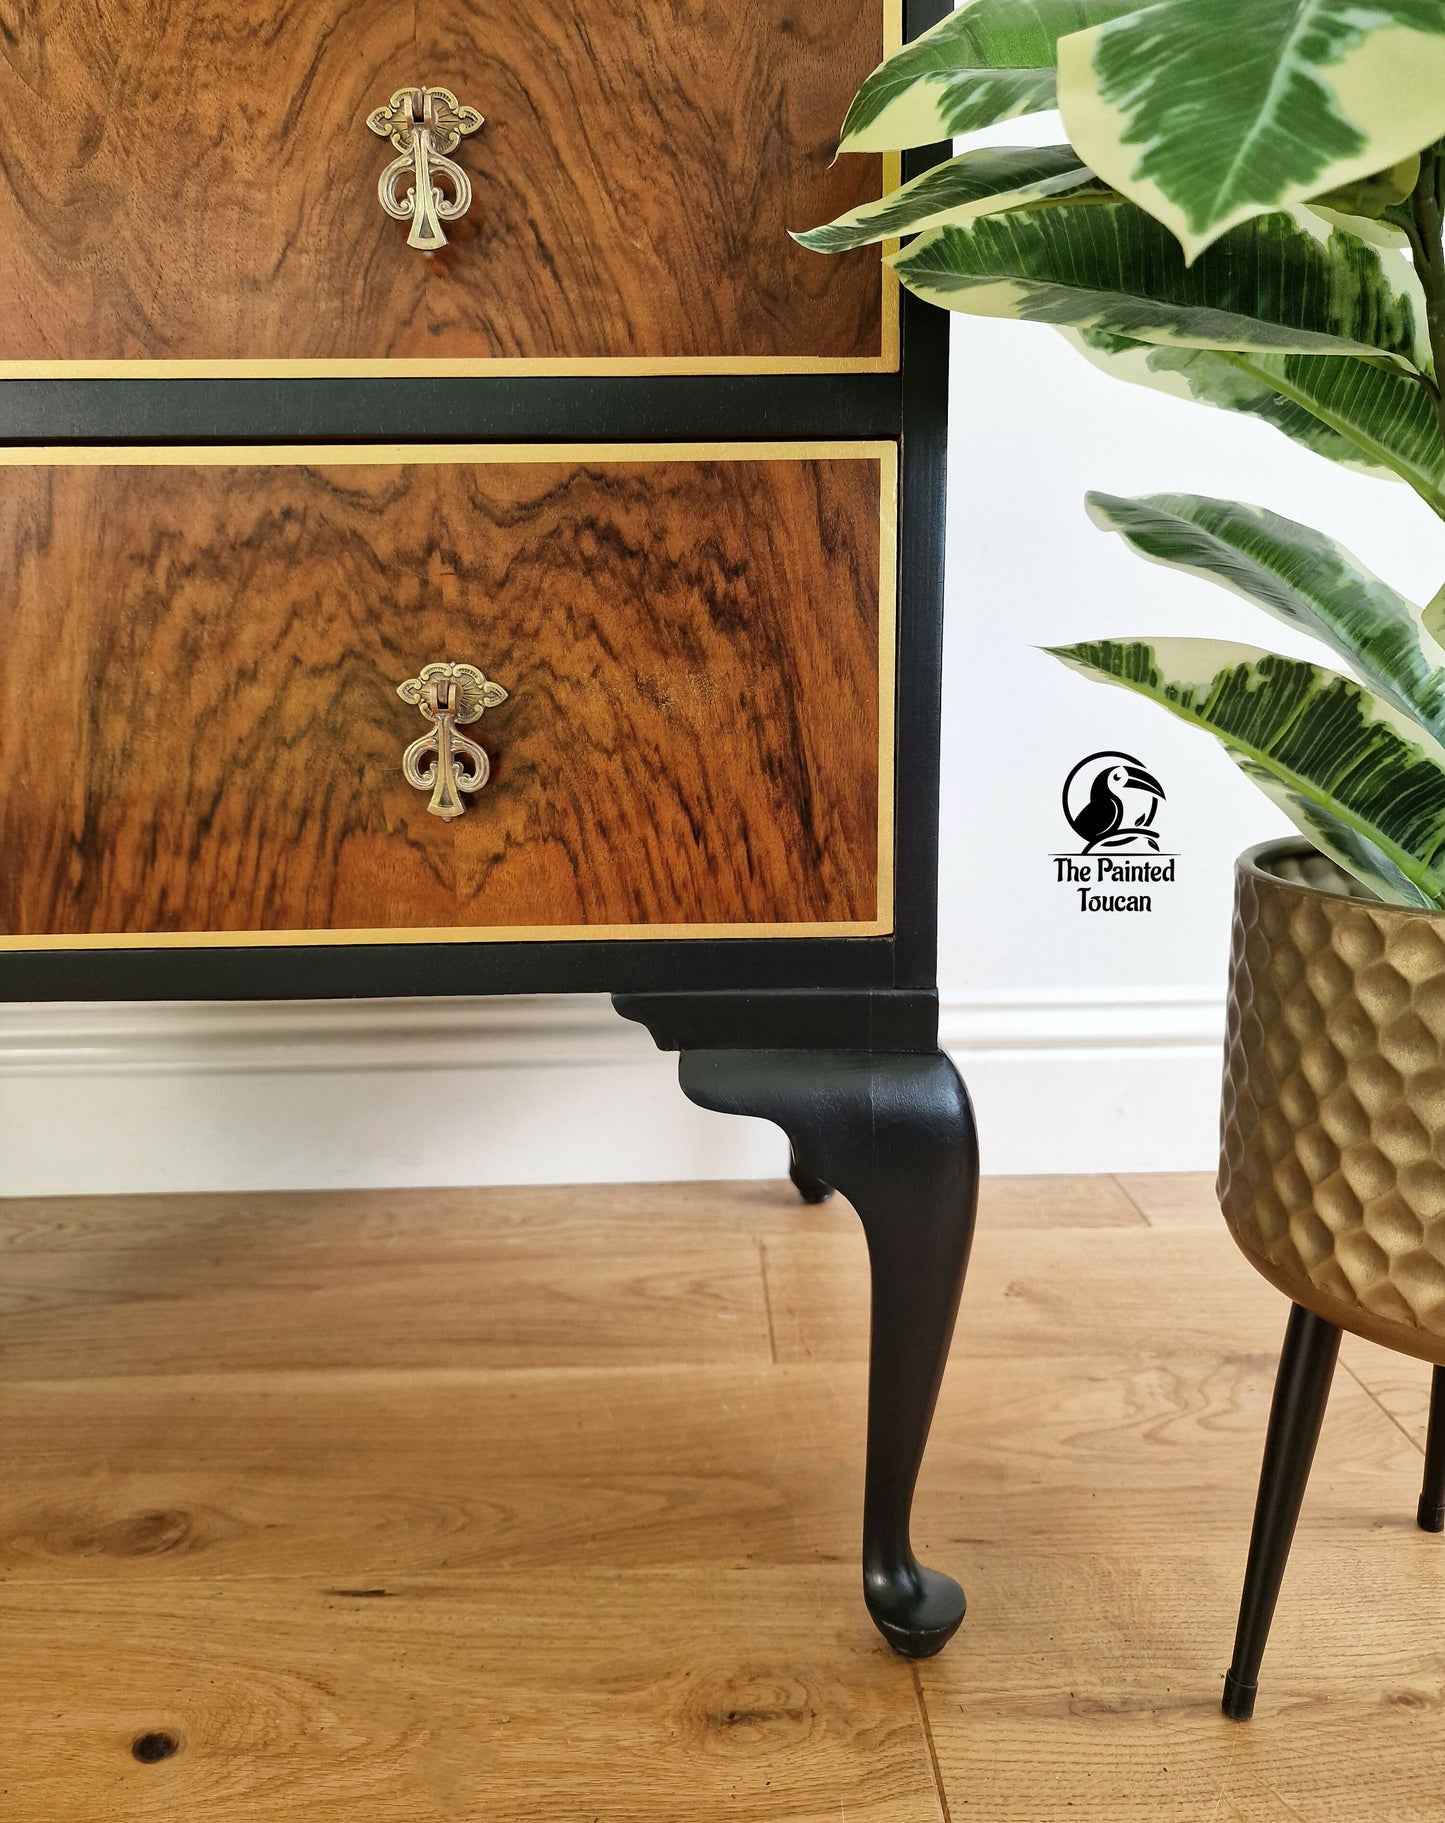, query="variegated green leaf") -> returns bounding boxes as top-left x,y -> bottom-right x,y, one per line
1226,750 -> 1434,905
1313,154 -> 1421,215
1308,153 -> 1420,240
792,146 -> 1097,254
1048,637 -> 1445,906
1423,581 -> 1445,652
1085,492 -> 1445,738
888,197 -> 1431,371
1057,0 -> 1445,260
1301,204 -> 1410,249
1065,332 -> 1445,508
837,0 -> 1140,153
1066,332 -> 1401,477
